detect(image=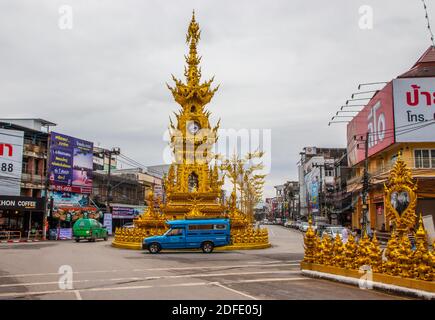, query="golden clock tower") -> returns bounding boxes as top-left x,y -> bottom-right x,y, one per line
163,11 -> 225,219
113,12 -> 270,250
